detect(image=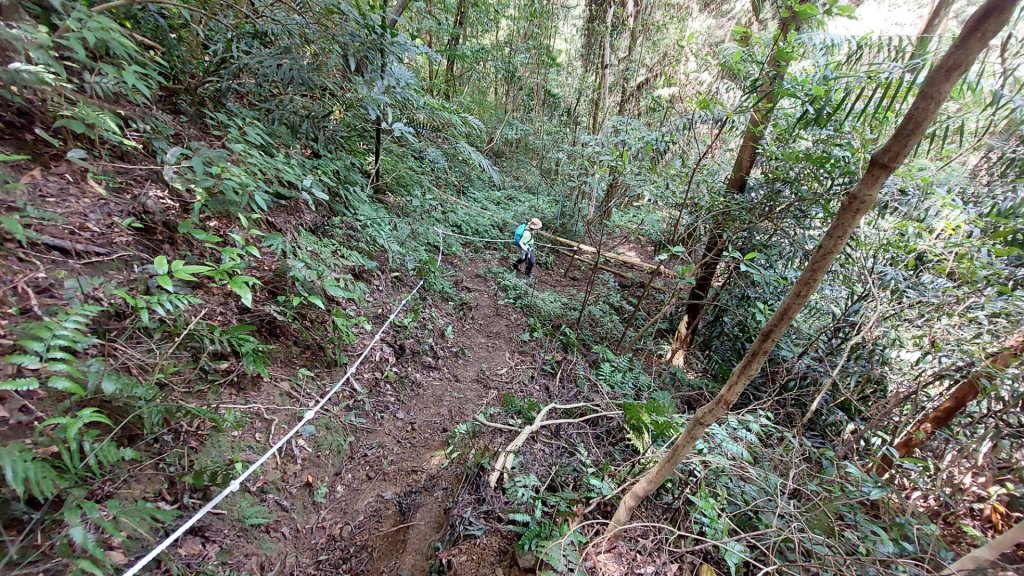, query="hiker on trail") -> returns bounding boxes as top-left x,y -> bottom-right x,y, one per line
512,218 -> 542,277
